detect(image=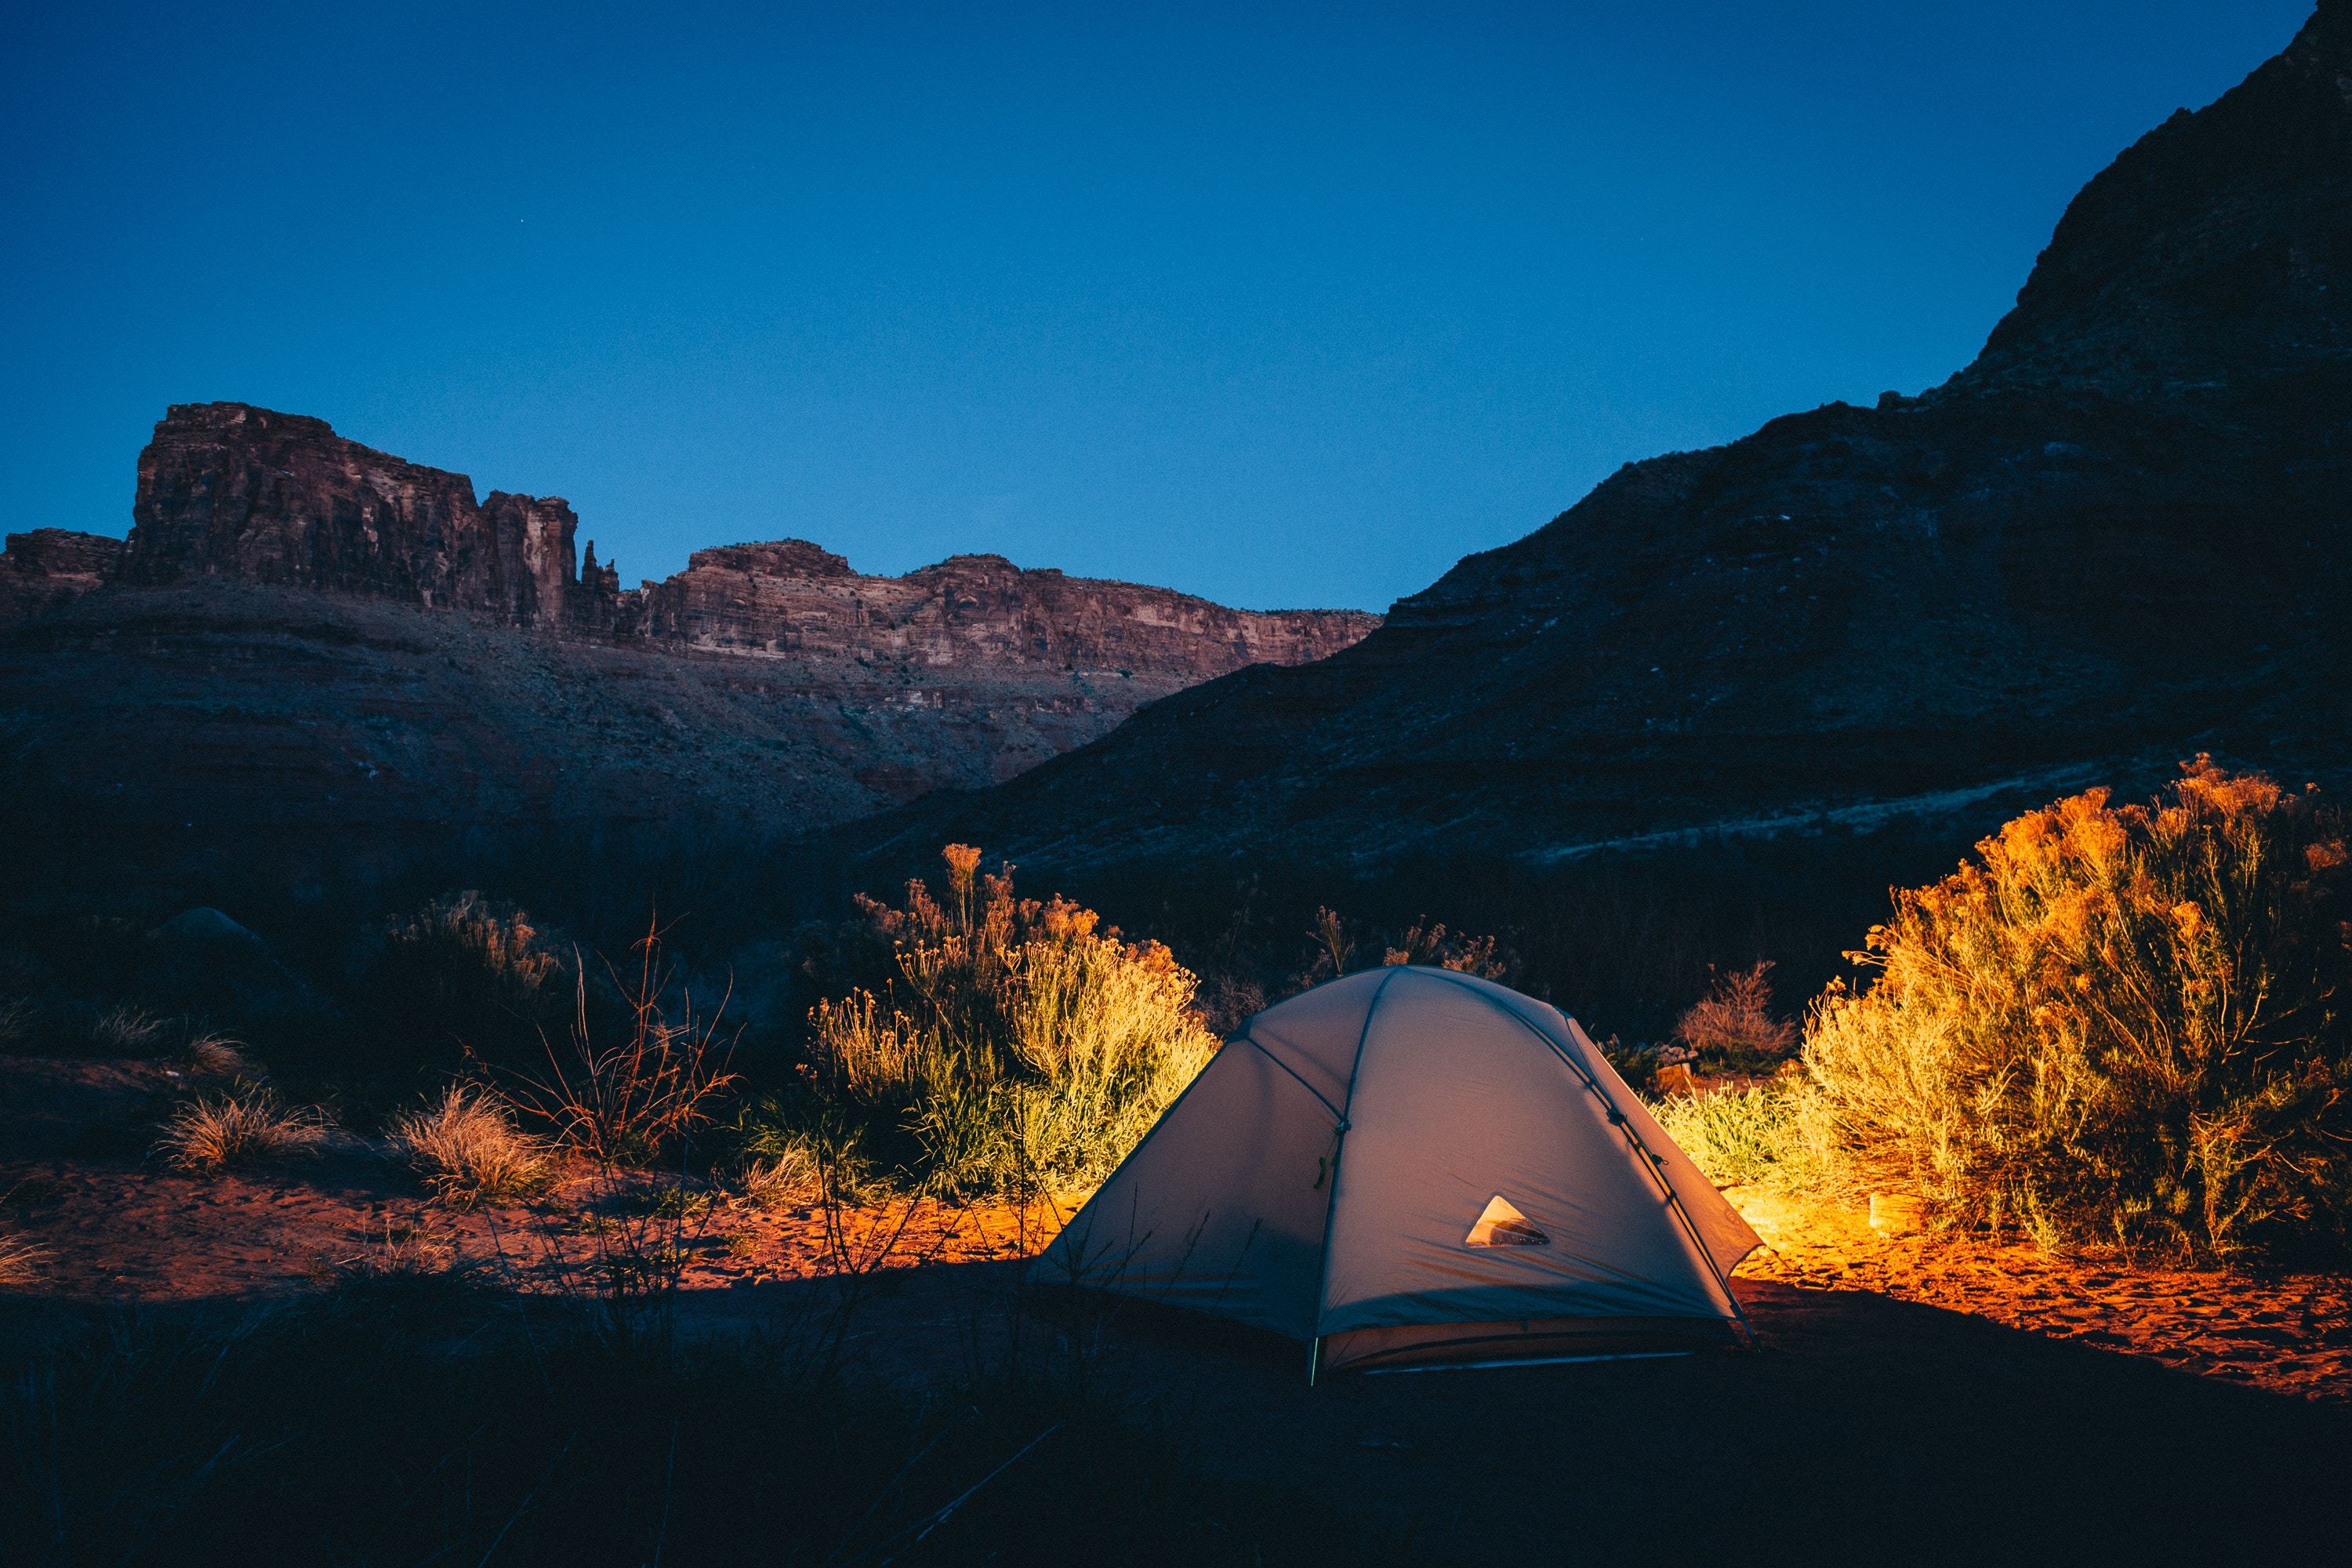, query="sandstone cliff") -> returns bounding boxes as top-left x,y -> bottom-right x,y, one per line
851,2 -> 2352,877
0,407 -> 1375,873
97,401 -> 1376,685
0,530 -> 122,621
